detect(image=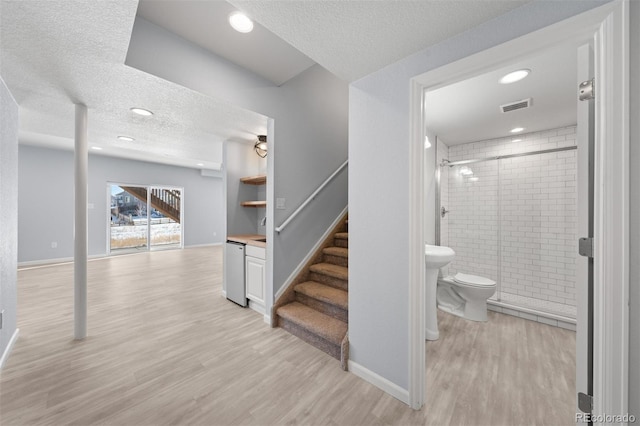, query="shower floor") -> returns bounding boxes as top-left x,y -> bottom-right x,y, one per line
489,292 -> 577,319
